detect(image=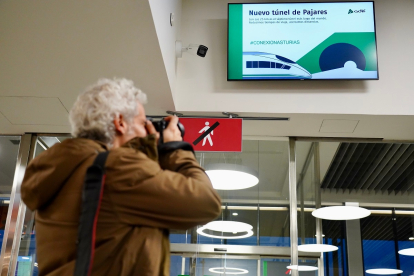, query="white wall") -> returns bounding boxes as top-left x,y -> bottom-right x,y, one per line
176,0 -> 414,116
149,0 -> 182,100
